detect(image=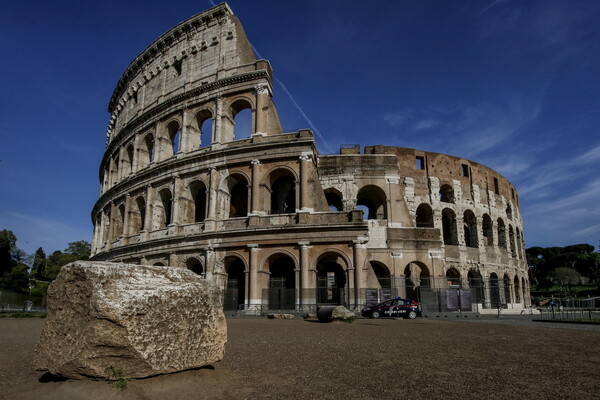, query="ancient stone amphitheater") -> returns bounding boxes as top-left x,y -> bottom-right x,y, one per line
91,3 -> 530,314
